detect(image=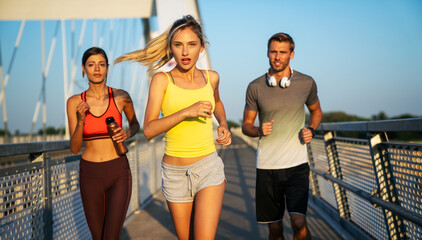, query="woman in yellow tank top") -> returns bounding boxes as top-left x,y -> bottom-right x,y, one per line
115,15 -> 231,239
